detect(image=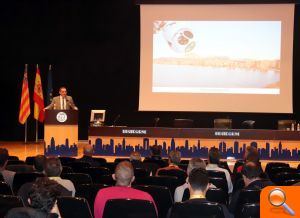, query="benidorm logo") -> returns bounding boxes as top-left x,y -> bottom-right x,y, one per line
56,112 -> 67,123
